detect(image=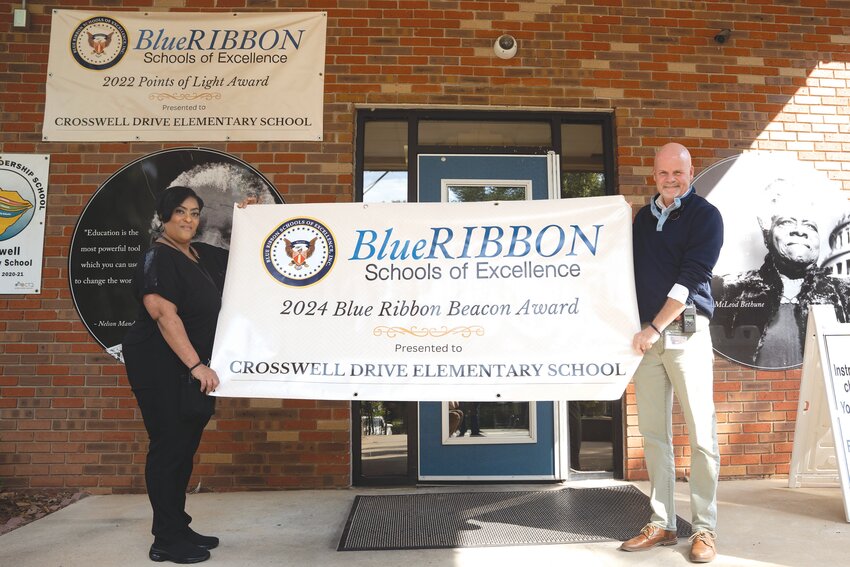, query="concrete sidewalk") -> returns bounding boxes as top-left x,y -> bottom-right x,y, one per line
1,479 -> 848,567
